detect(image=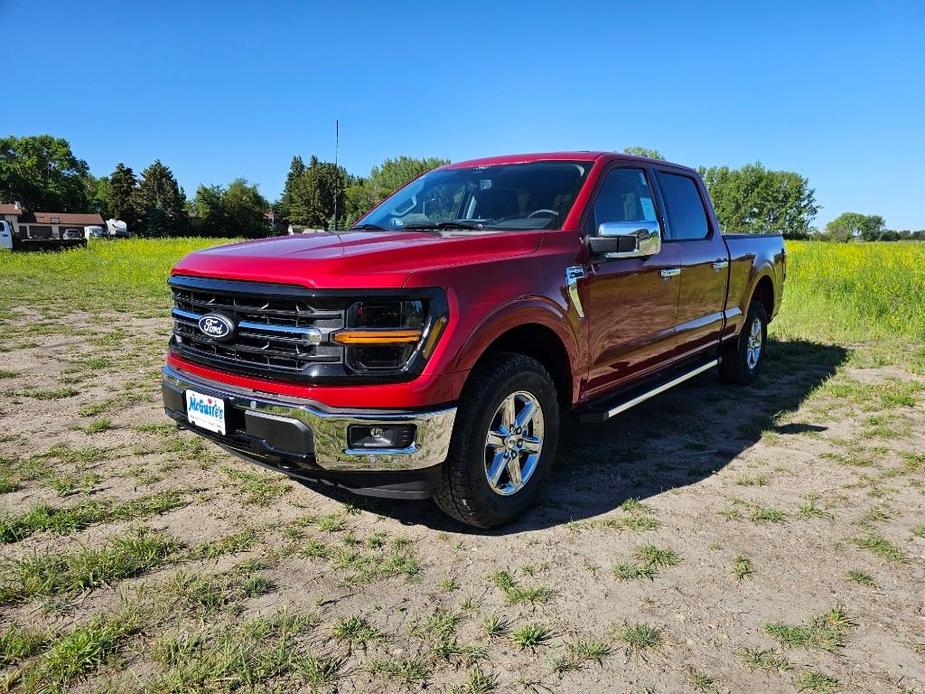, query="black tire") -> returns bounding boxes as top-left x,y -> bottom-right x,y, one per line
720,300 -> 768,385
435,352 -> 560,529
